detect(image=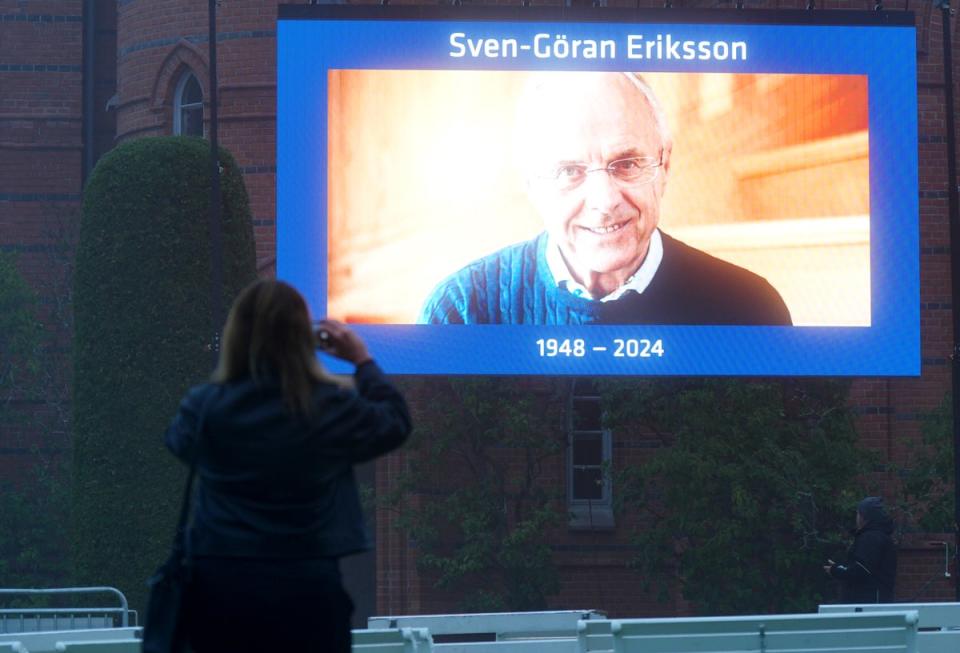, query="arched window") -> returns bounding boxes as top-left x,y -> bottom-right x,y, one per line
173,72 -> 203,137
